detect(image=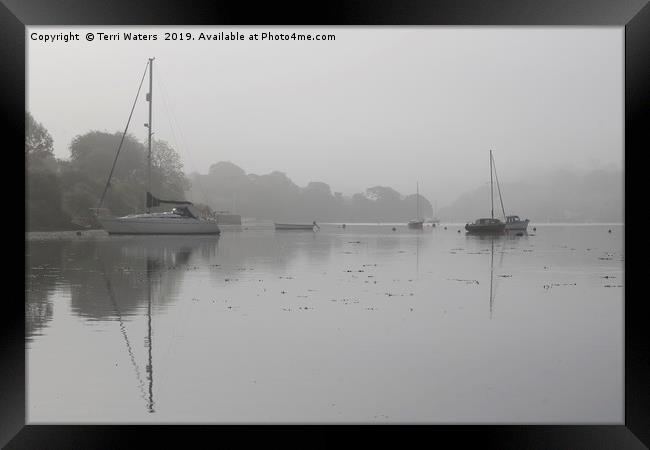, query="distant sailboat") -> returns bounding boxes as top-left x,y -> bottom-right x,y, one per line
426,200 -> 440,226
96,58 -> 220,235
408,182 -> 424,229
